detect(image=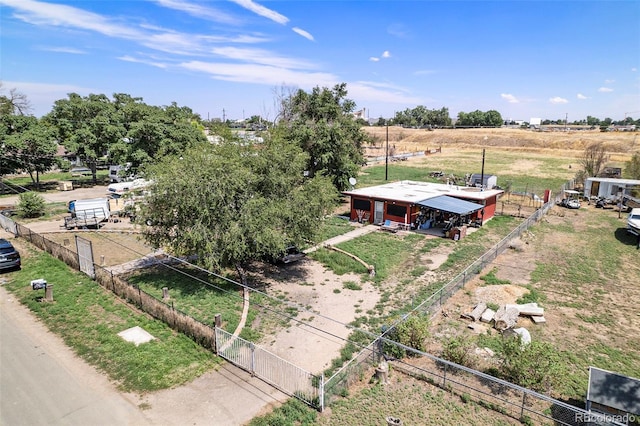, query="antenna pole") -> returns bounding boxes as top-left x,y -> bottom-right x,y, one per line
480,148 -> 485,191
385,120 -> 389,181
